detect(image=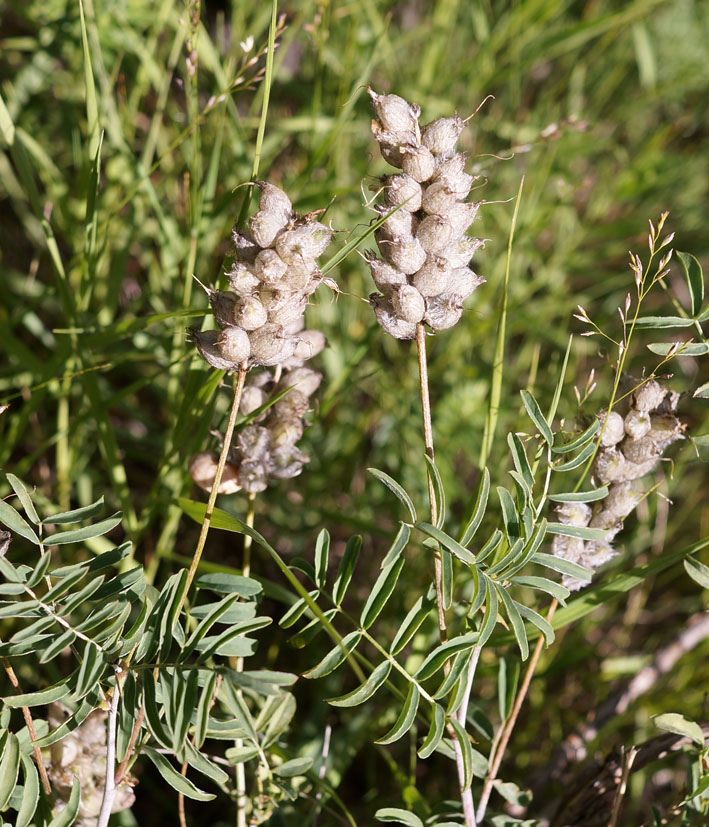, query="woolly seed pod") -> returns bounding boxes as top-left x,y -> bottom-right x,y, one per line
624,409 -> 651,440
250,209 -> 288,249
274,389 -> 310,420
401,144 -> 436,183
422,115 -> 465,158
421,181 -> 459,216
228,262 -> 260,296
208,290 -> 238,329
424,293 -> 464,331
237,425 -> 270,460
370,120 -> 407,168
188,452 -> 241,494
599,411 -> 625,447
447,267 -> 484,300
254,248 -> 288,284
555,501 -> 592,527
370,293 -> 417,340
605,482 -> 645,519
257,182 -> 292,217
265,291 -> 308,327
276,222 -> 332,262
232,229 -> 259,262
218,326 -> 251,365
240,385 -> 266,417
392,284 -> 426,323
368,257 -> 407,293
269,417 -> 305,449
383,174 -> 422,212
551,534 -> 585,563
658,390 -> 680,414
433,153 -> 466,185
589,510 -> 623,542
235,295 -> 268,331
239,460 -> 269,493
192,329 -> 238,371
249,324 -> 293,366
375,205 -> 416,240
647,414 -> 684,447
622,457 -> 661,480
595,448 -> 628,483
382,237 -> 427,274
632,379 -> 666,412
285,367 -> 322,397
448,201 -> 482,236
440,236 -> 485,268
368,88 -> 421,134
412,255 -> 452,297
622,437 -> 660,464
415,214 -> 454,254
268,445 -> 309,479
582,542 -> 616,570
